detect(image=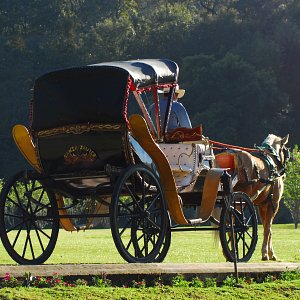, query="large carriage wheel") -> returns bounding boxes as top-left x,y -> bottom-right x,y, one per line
219,192 -> 258,262
153,215 -> 171,262
0,171 -> 59,265
110,164 -> 170,263
130,212 -> 171,263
